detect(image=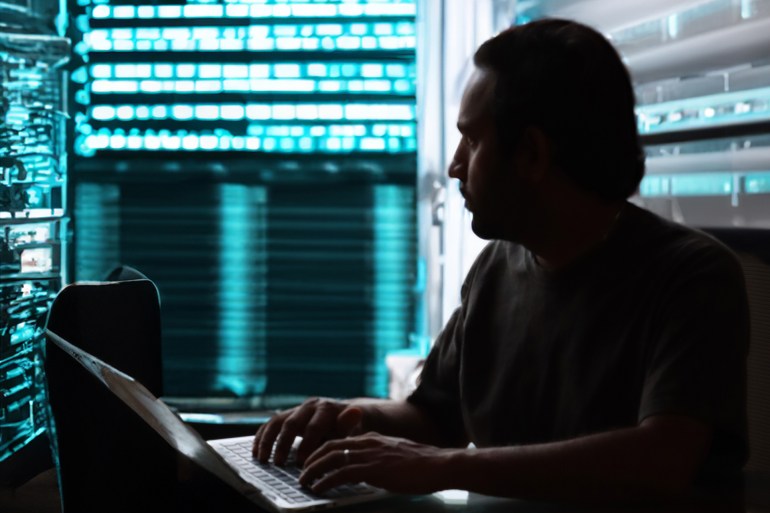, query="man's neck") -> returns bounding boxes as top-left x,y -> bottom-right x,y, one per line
528,200 -> 627,271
